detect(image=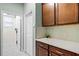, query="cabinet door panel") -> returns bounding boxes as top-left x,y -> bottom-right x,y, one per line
36,41 -> 48,56
38,46 -> 48,56
42,3 -> 55,26
56,3 -> 78,24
